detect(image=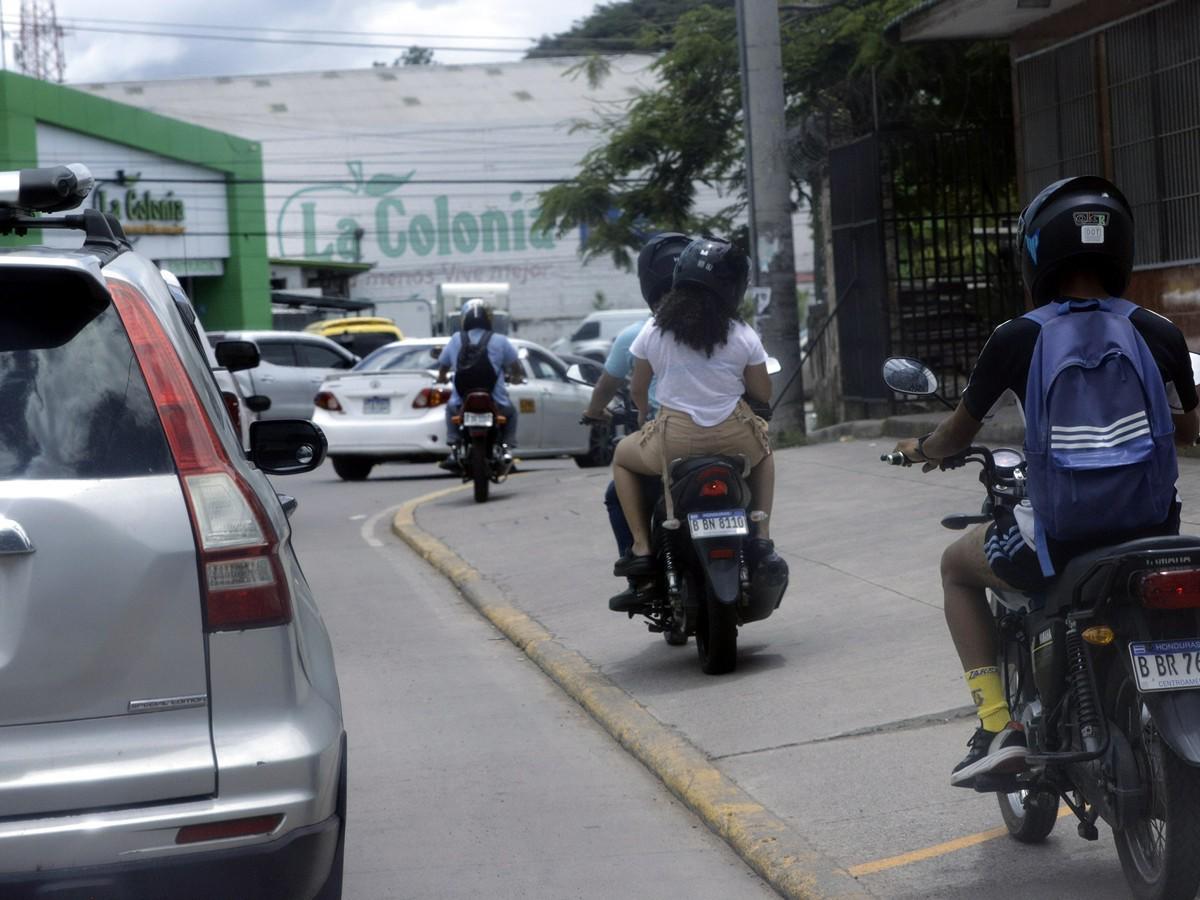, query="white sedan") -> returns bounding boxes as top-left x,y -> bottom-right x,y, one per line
313,338 -> 611,480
